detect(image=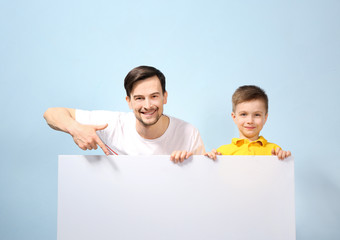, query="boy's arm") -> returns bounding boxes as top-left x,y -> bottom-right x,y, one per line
271,147 -> 291,160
